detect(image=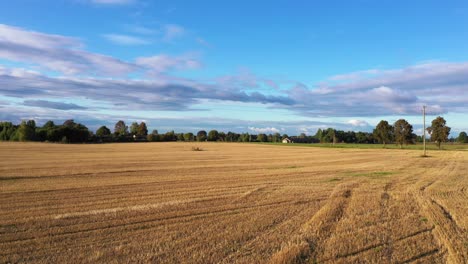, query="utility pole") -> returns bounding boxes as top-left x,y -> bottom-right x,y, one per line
423,105 -> 427,156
